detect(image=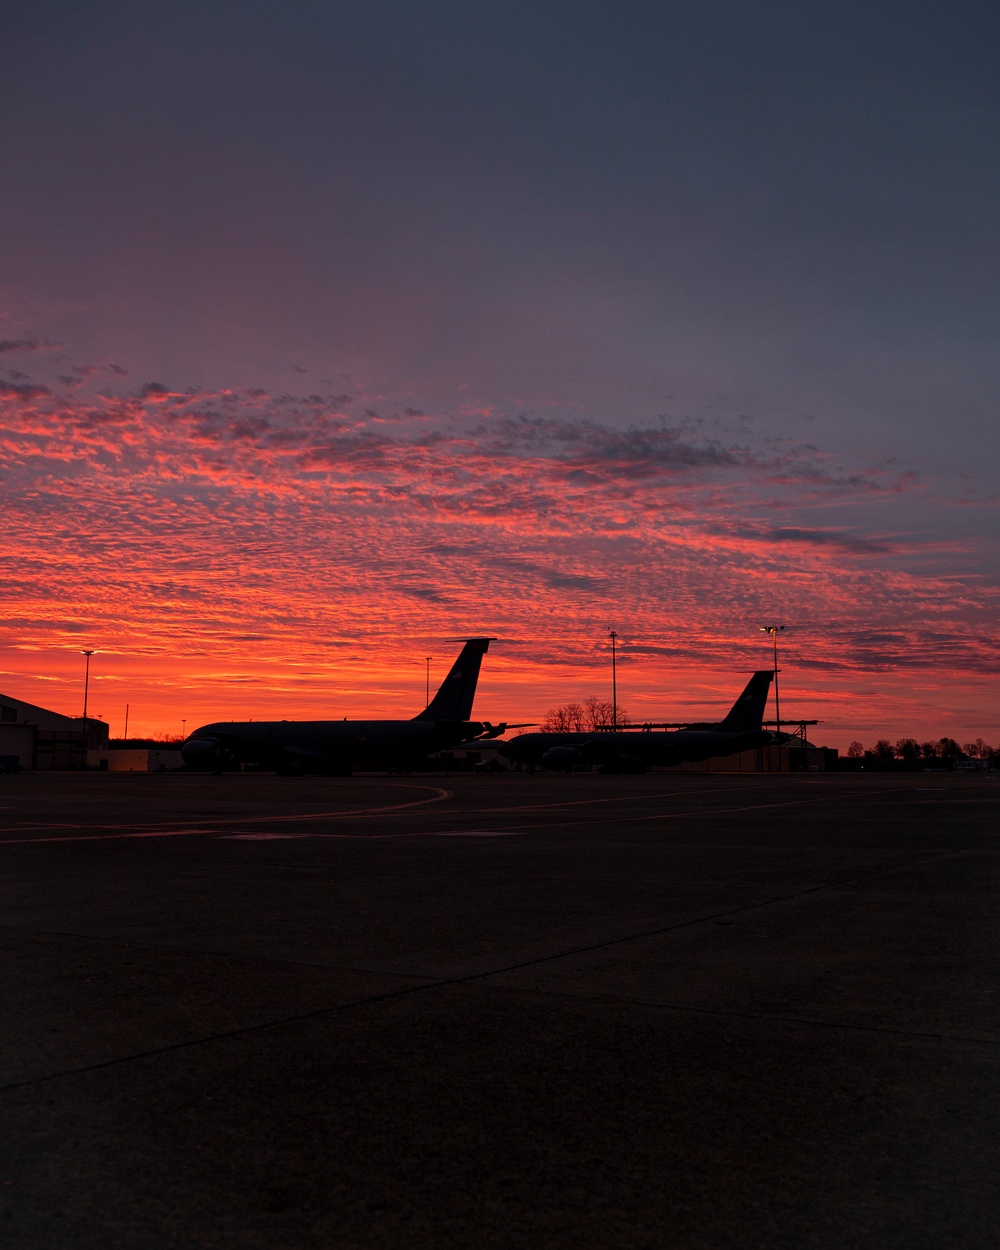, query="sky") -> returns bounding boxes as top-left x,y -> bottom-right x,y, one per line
1,0 -> 997,747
